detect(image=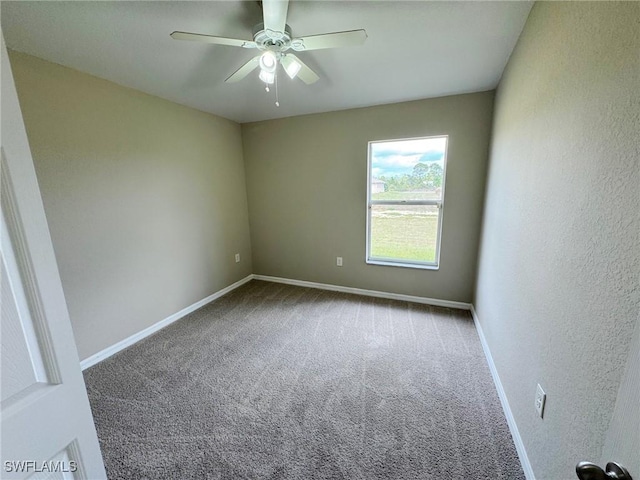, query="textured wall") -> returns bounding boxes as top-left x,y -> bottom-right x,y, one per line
475,2 -> 639,479
9,51 -> 253,361
243,92 -> 494,303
